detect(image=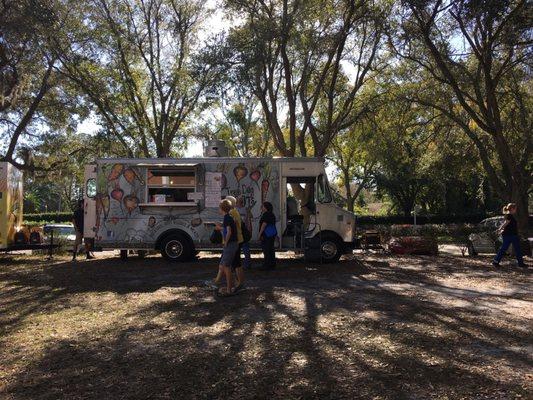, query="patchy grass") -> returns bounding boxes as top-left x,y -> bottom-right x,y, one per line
0,252 -> 531,399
